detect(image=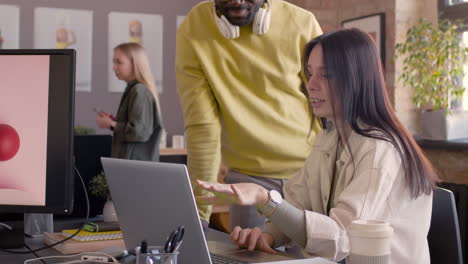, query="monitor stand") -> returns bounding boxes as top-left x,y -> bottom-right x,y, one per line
0,213 -> 24,249
24,213 -> 53,237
